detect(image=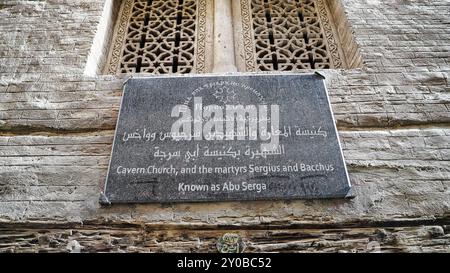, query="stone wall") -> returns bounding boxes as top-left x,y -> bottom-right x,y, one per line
0,0 -> 449,252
